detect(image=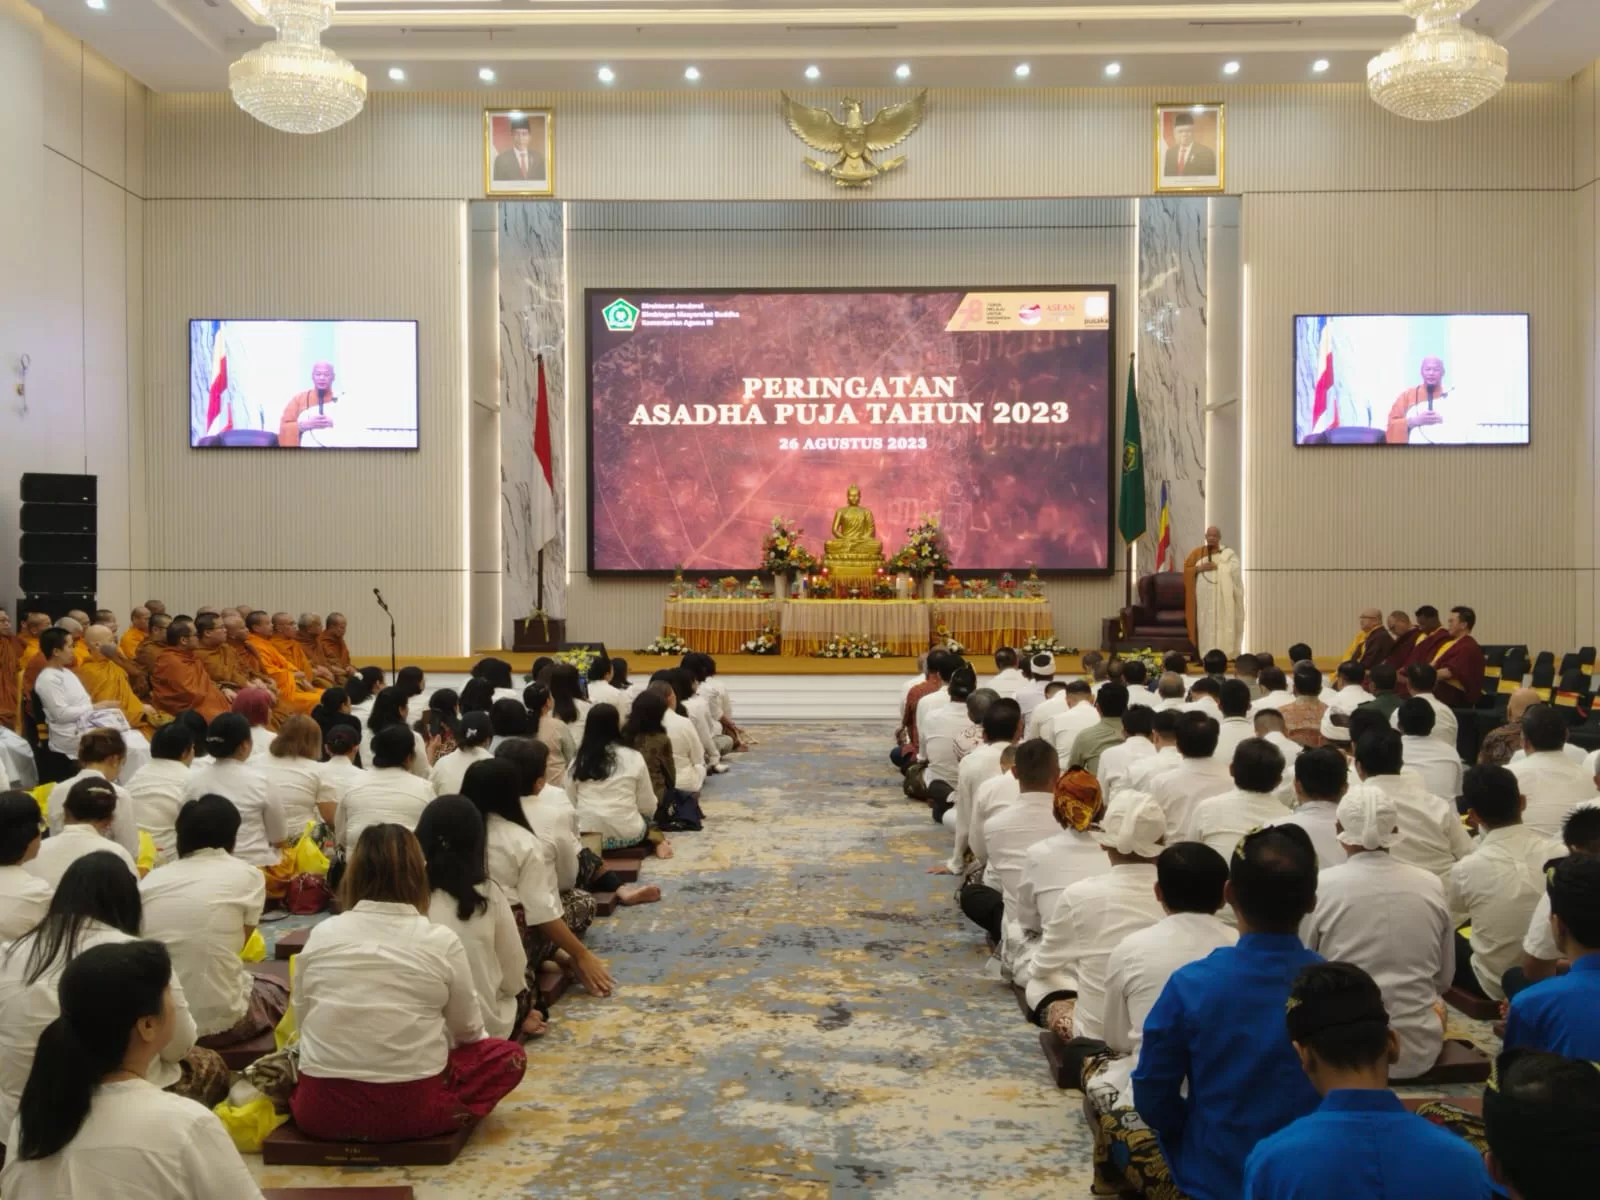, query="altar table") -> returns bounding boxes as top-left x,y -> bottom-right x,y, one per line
929,599 -> 1055,654
660,599 -> 781,655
